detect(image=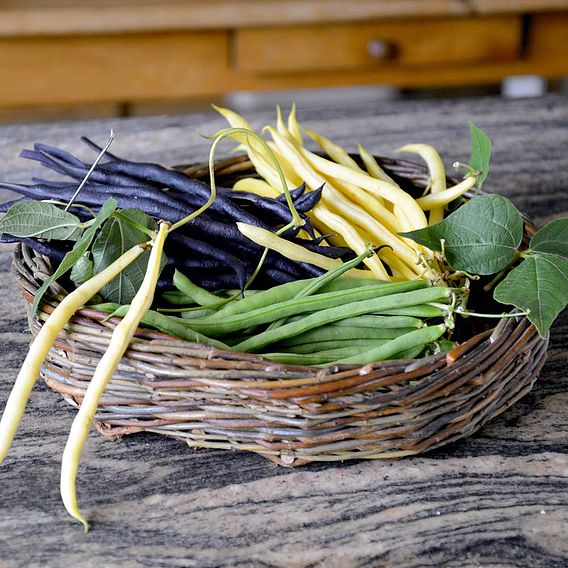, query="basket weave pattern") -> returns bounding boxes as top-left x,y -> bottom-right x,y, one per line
11,157 -> 549,466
